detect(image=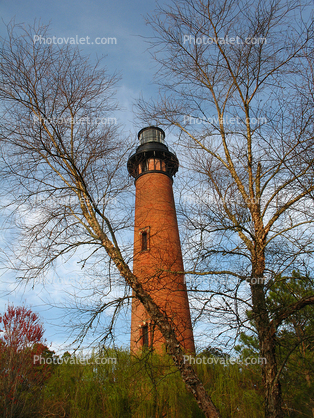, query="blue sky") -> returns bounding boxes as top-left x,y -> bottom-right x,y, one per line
0,0 -> 170,353
1,0 -> 164,133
